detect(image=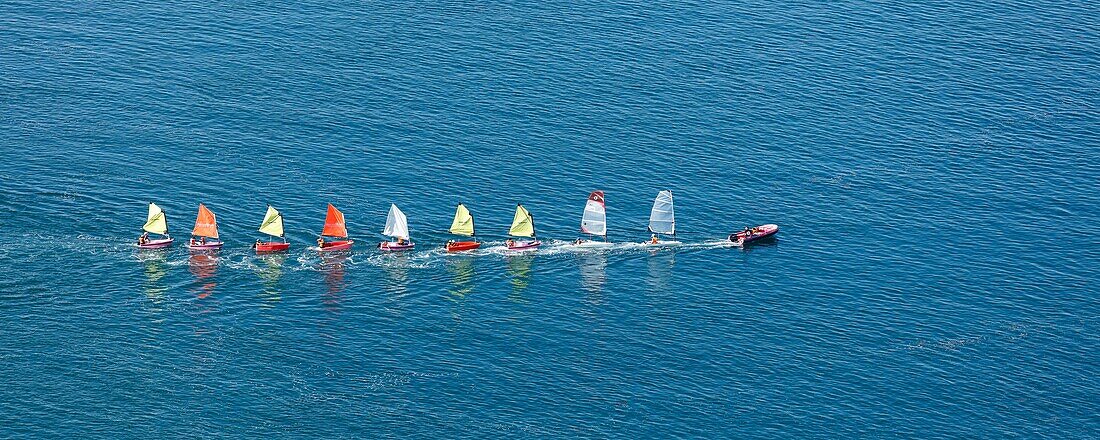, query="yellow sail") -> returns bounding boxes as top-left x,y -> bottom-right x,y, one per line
143,203 -> 168,235
508,204 -> 535,238
449,203 -> 474,236
258,205 -> 284,238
